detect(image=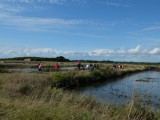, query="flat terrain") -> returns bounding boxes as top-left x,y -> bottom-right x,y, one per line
0,61 -> 160,120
